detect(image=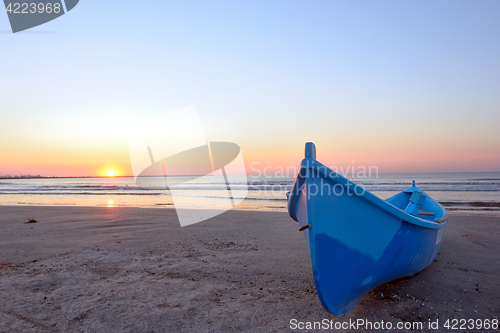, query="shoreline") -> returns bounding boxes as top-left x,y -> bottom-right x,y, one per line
0,206 -> 499,332
2,203 -> 500,218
